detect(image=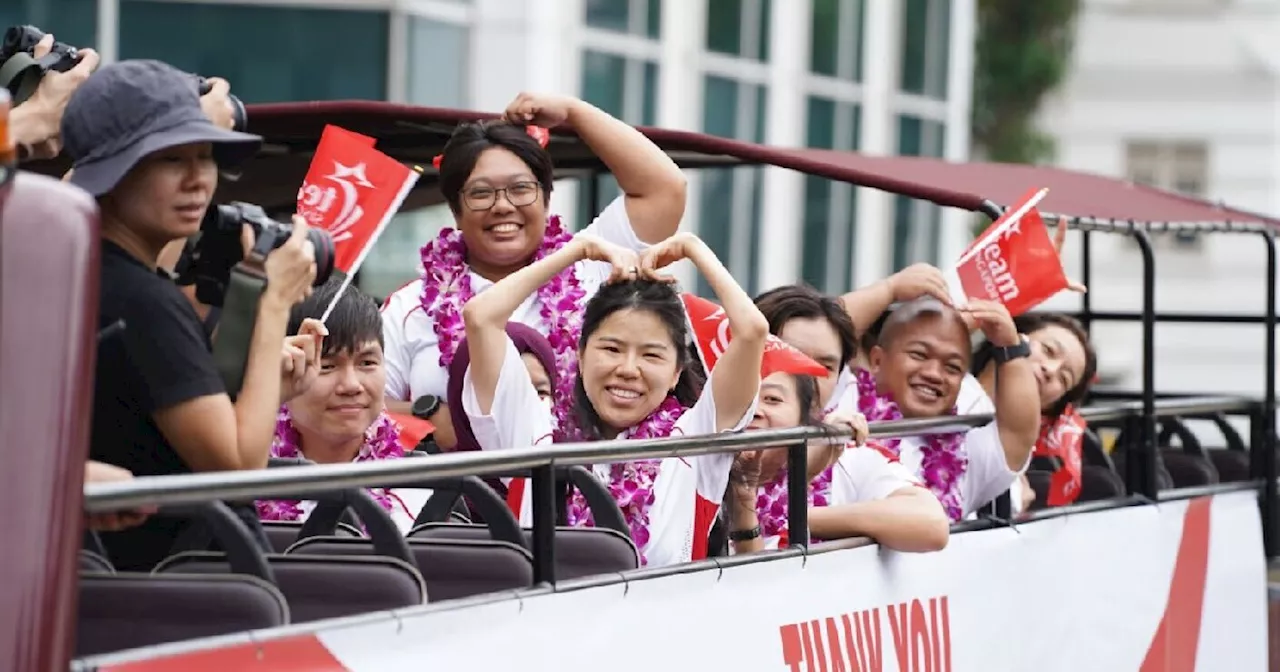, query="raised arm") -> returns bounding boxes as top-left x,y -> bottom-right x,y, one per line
838,264 -> 953,338
504,93 -> 686,244
642,232 -> 768,432
962,301 -> 1040,471
462,235 -> 639,414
